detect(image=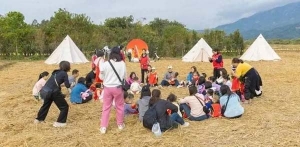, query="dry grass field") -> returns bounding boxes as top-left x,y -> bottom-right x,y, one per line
0,51 -> 300,147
